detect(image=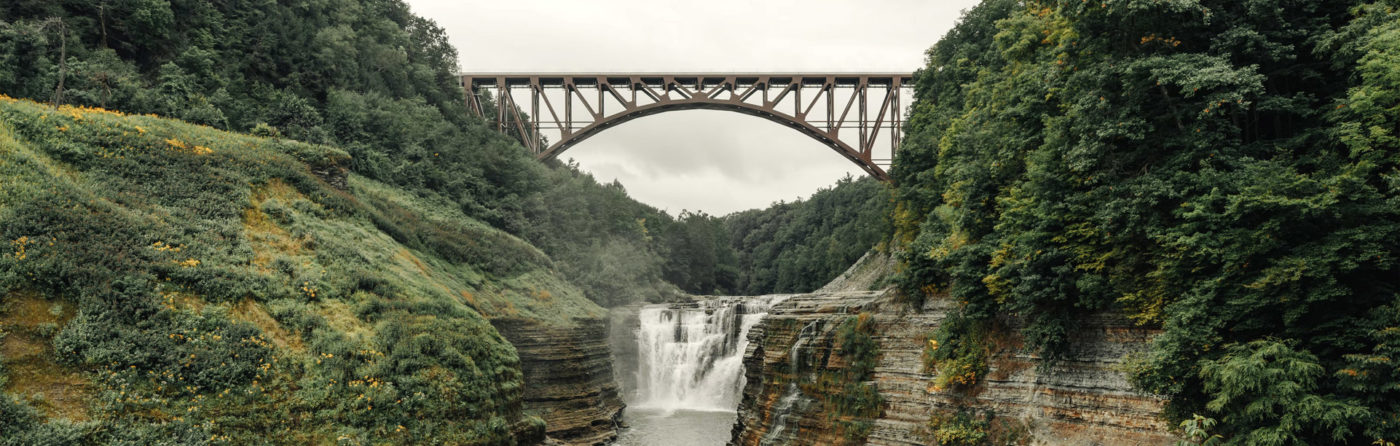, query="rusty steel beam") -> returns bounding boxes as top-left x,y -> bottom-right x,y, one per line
461,72 -> 913,180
